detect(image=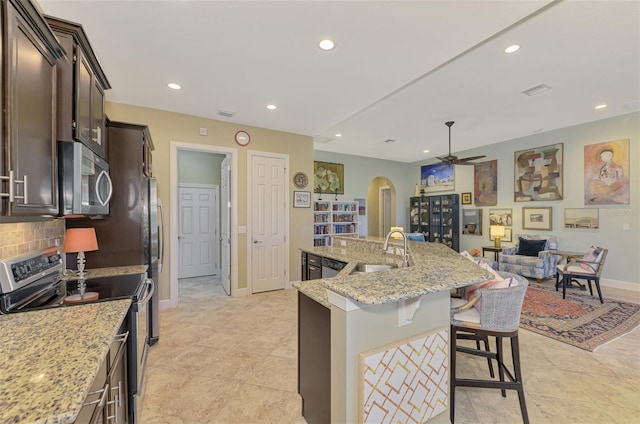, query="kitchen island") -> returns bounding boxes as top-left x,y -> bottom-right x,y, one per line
0,299 -> 131,424
295,236 -> 492,424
